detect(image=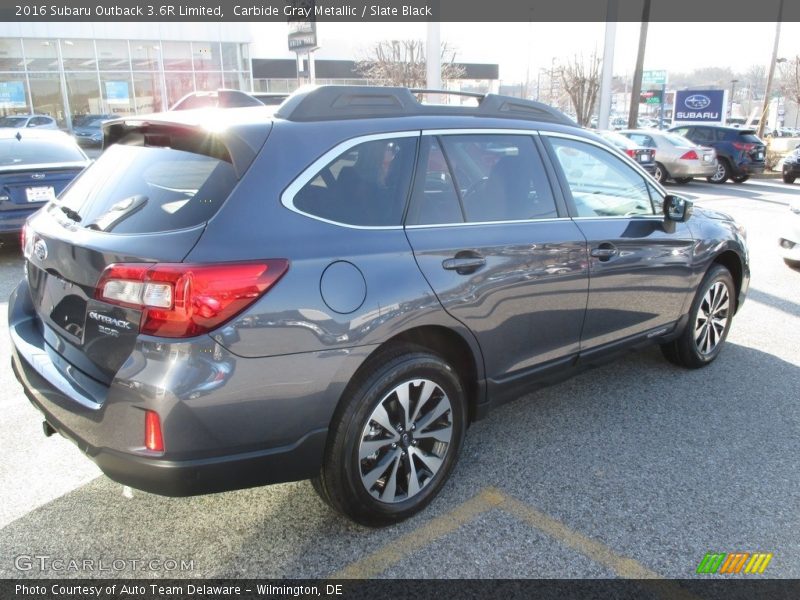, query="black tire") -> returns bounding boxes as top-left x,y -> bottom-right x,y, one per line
661,264 -> 735,369
732,175 -> 749,184
312,345 -> 467,526
784,173 -> 796,184
707,159 -> 731,184
674,177 -> 693,184
653,162 -> 668,183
